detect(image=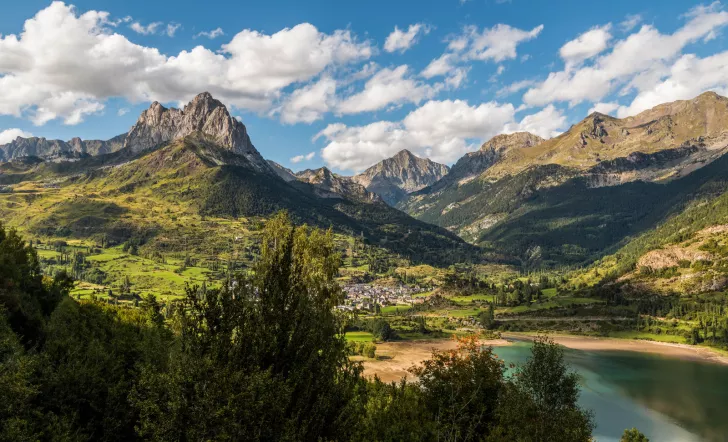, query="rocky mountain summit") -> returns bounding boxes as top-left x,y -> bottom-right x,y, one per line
351,149 -> 449,205
297,167 -> 382,203
124,92 -> 272,173
1,92 -> 272,174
